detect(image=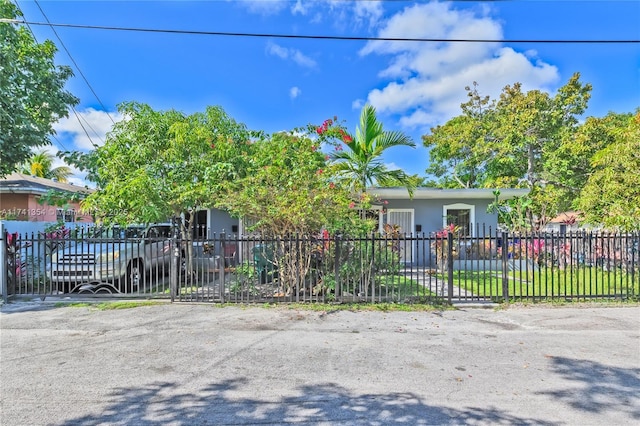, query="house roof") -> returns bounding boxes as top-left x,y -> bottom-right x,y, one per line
547,211 -> 583,224
0,173 -> 93,195
368,187 -> 530,200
